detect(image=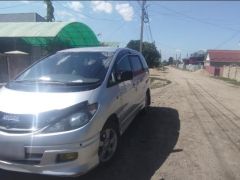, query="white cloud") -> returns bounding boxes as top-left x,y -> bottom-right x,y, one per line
66,1 -> 83,12
115,3 -> 134,21
91,1 -> 112,14
56,11 -> 74,18
21,1 -> 30,4
56,10 -> 77,22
